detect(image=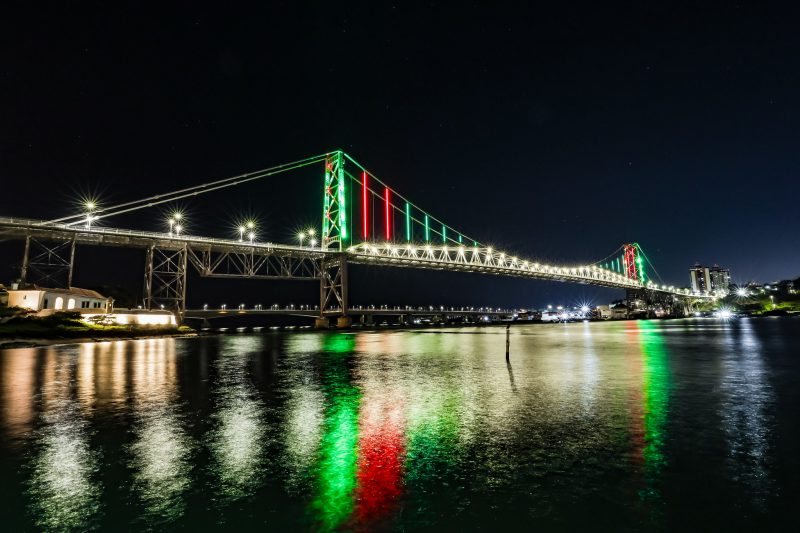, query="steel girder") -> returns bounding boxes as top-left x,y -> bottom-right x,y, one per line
186,247 -> 322,279
319,255 -> 348,316
19,236 -> 76,288
143,245 -> 188,318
